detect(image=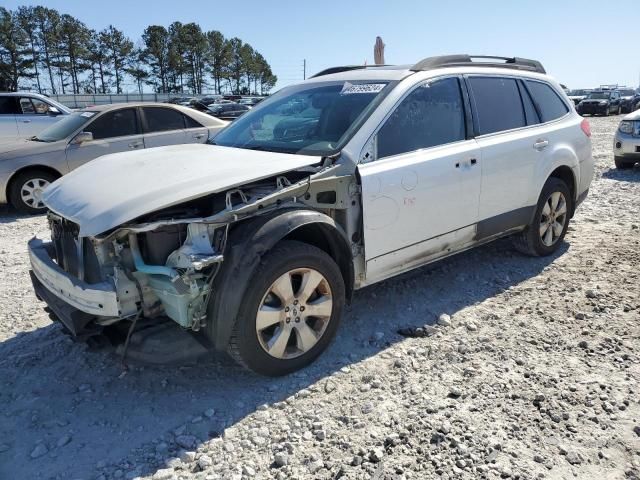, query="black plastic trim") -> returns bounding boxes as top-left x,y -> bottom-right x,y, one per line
475,206 -> 535,241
